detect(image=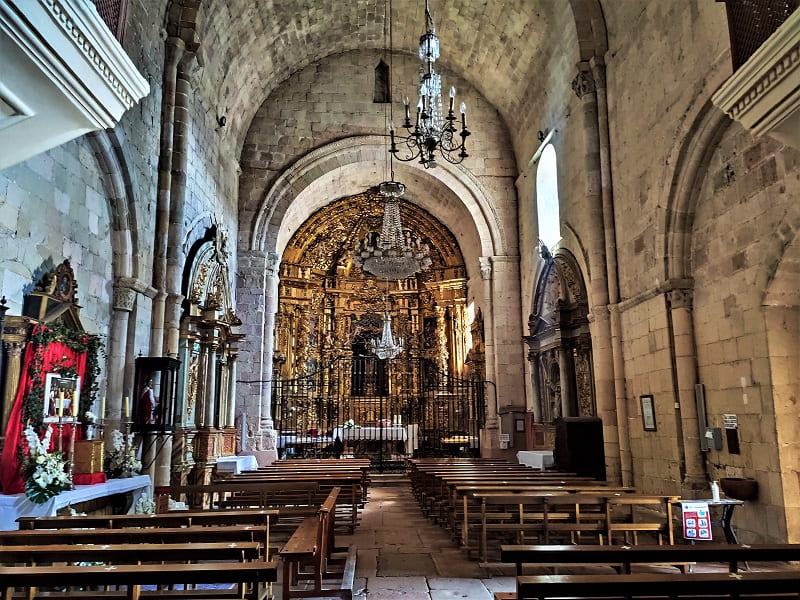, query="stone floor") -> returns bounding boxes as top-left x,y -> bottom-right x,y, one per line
336,482 -> 515,600
273,479 -> 780,599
